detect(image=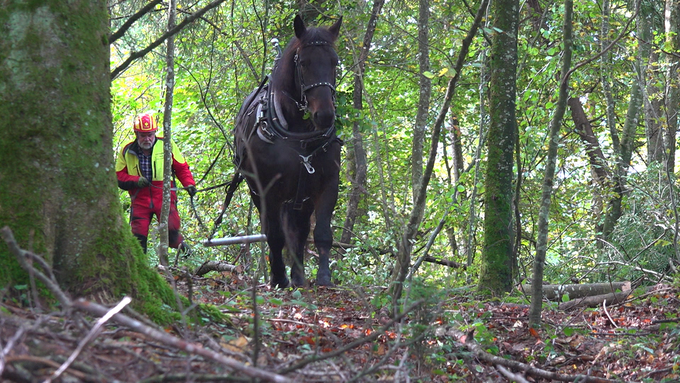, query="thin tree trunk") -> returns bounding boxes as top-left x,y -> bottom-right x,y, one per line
665,0 -> 680,173
391,0 -> 489,305
412,0 -> 431,210
529,0 -> 573,327
340,0 -> 385,245
603,13 -> 644,240
159,0 -> 177,267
